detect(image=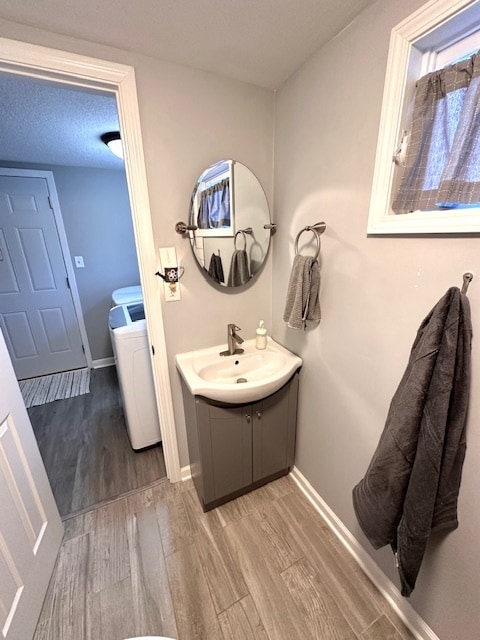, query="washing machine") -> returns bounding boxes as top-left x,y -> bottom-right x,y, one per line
109,302 -> 161,450
111,285 -> 143,307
